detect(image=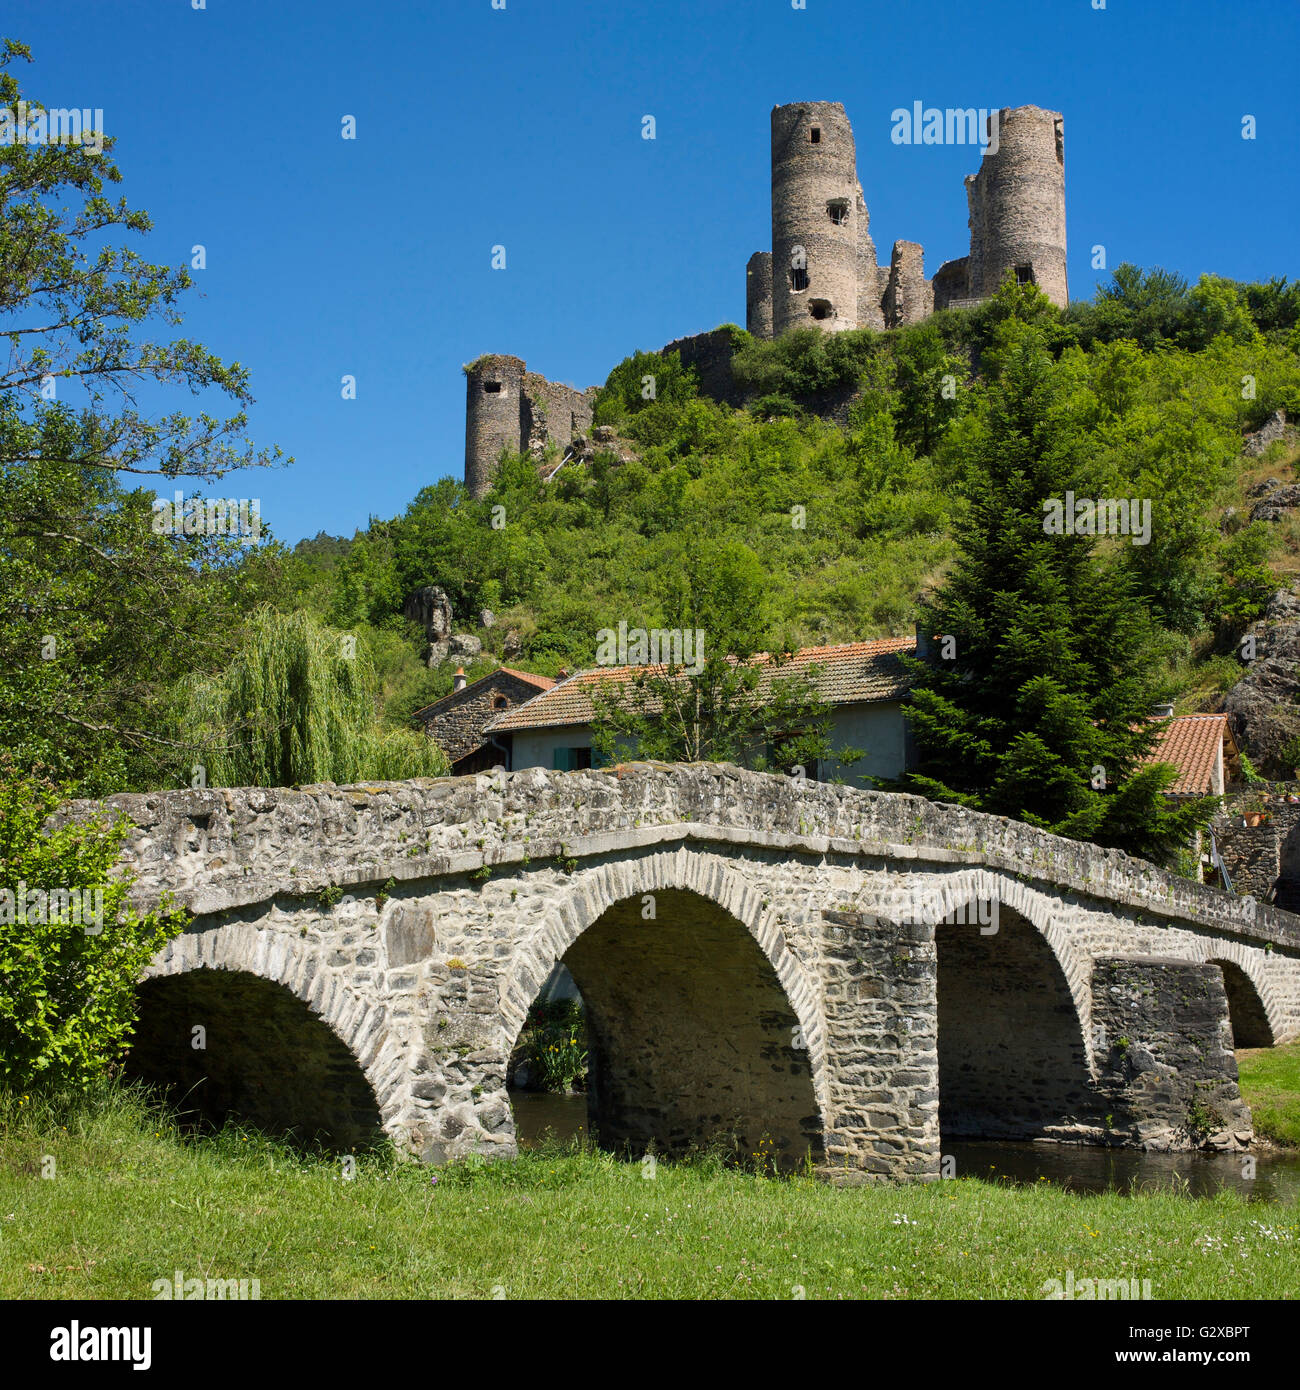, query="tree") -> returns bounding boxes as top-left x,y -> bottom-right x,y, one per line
589,538 -> 859,775
177,608 -> 450,787
897,319 -> 1215,865
0,41 -> 287,793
